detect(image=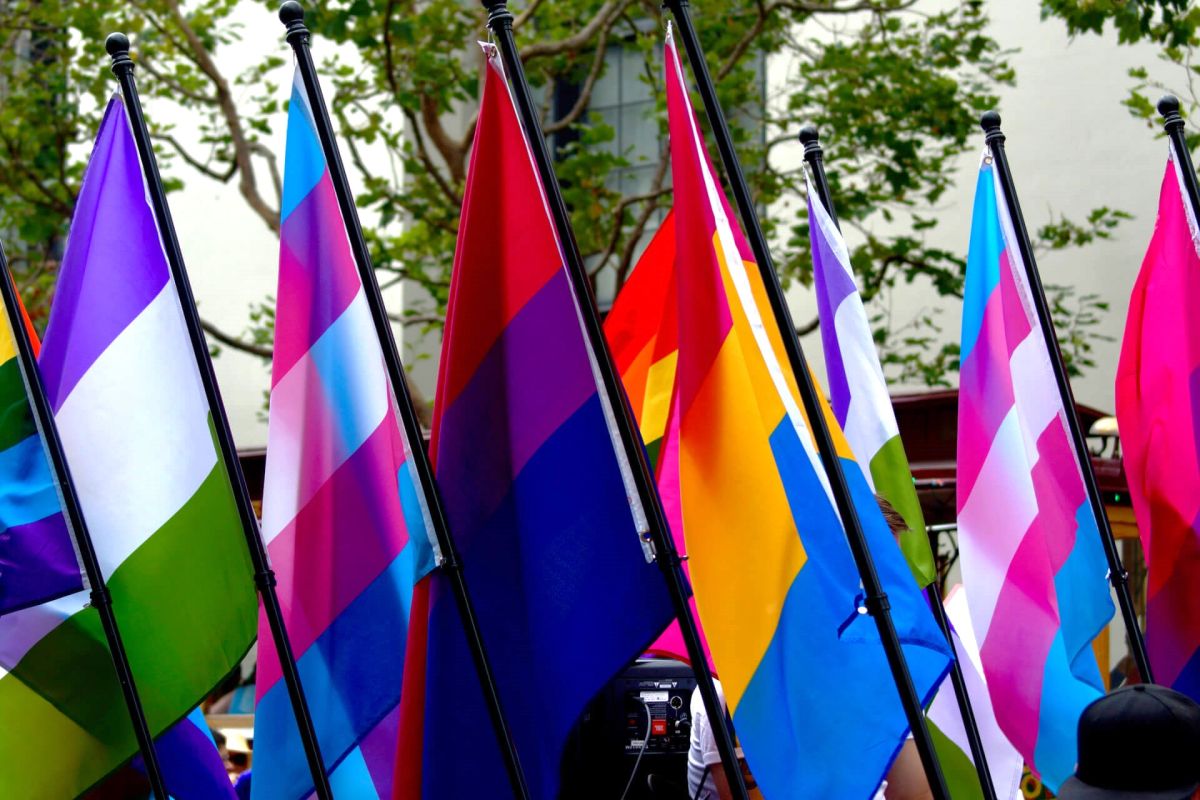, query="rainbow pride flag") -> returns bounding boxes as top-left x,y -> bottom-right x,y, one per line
1116,143 -> 1200,700
395,44 -> 674,800
957,154 -> 1113,791
808,182 -> 937,587
252,71 -> 438,800
0,254 -> 82,616
663,27 -> 950,799
0,95 -> 256,798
